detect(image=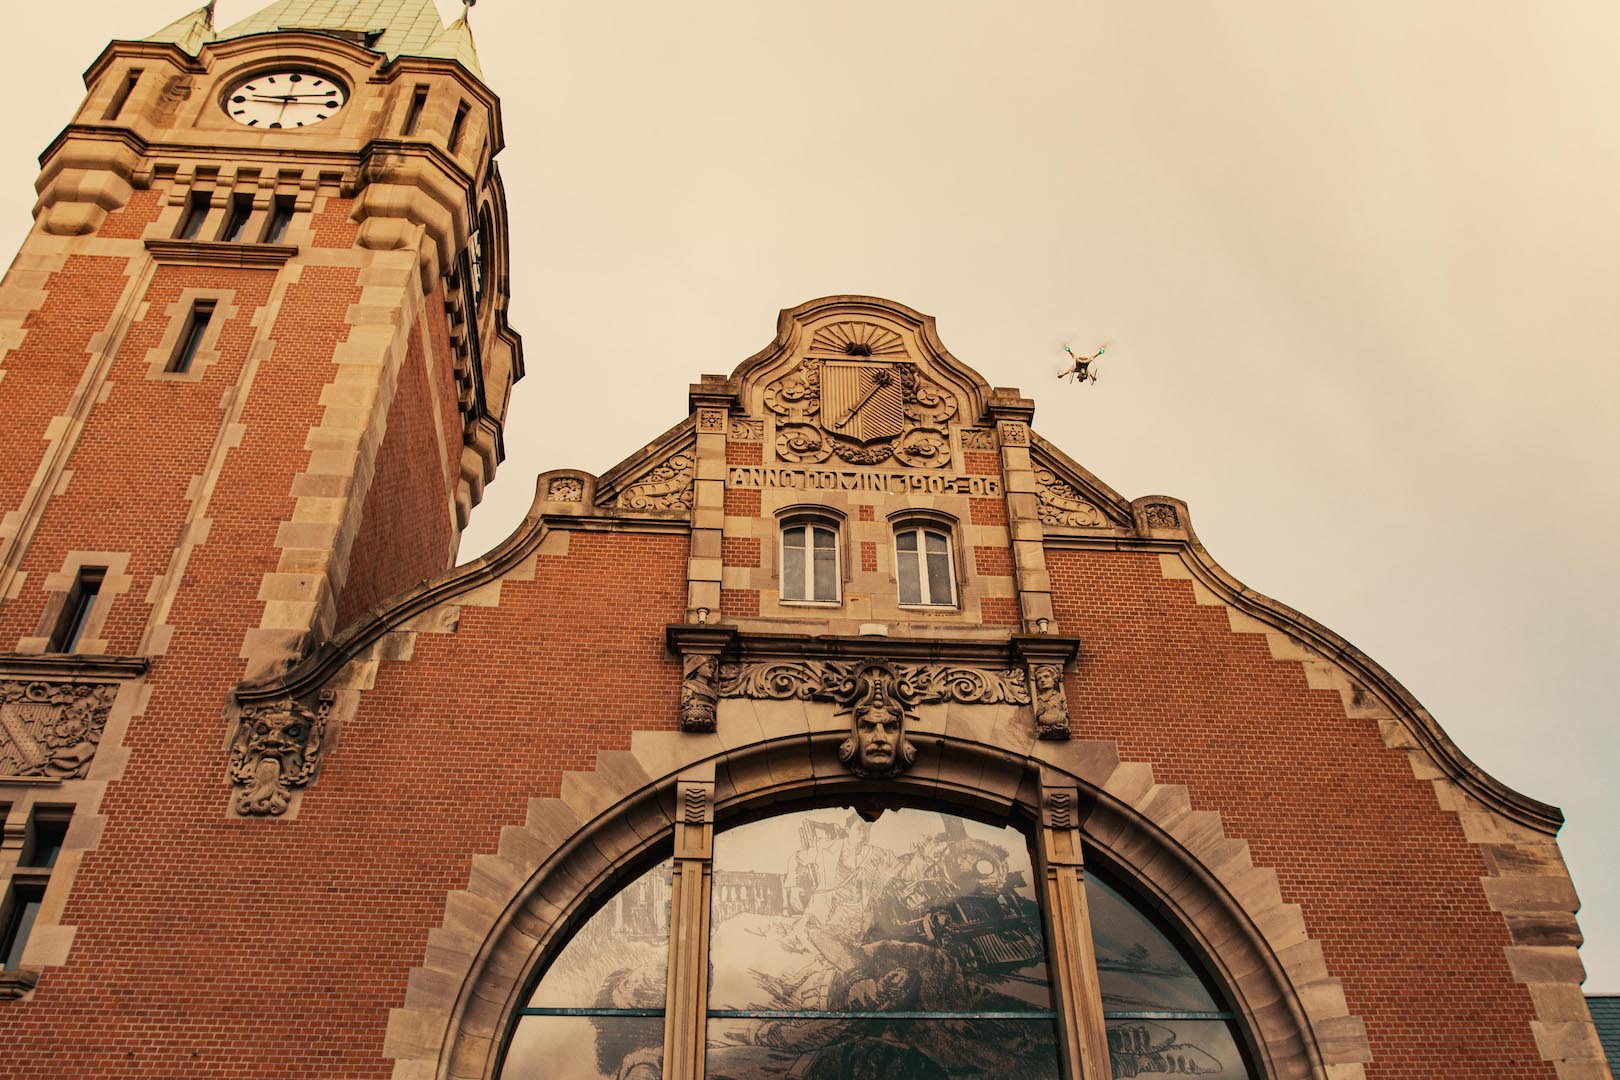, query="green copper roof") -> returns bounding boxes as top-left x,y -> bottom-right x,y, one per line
147,0 -> 481,76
